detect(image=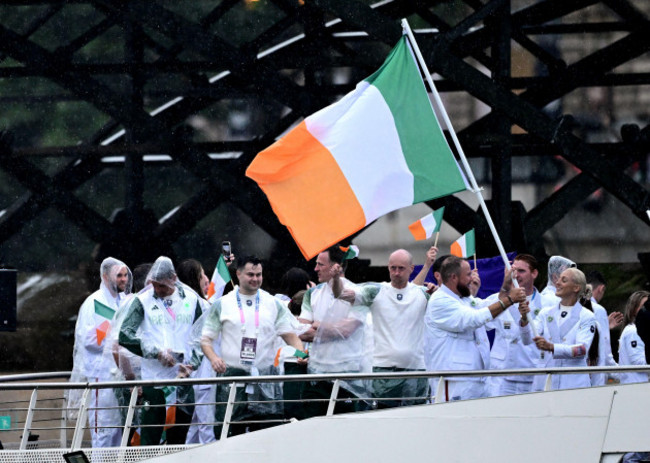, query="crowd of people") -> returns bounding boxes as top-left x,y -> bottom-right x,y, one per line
69,246 -> 650,448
